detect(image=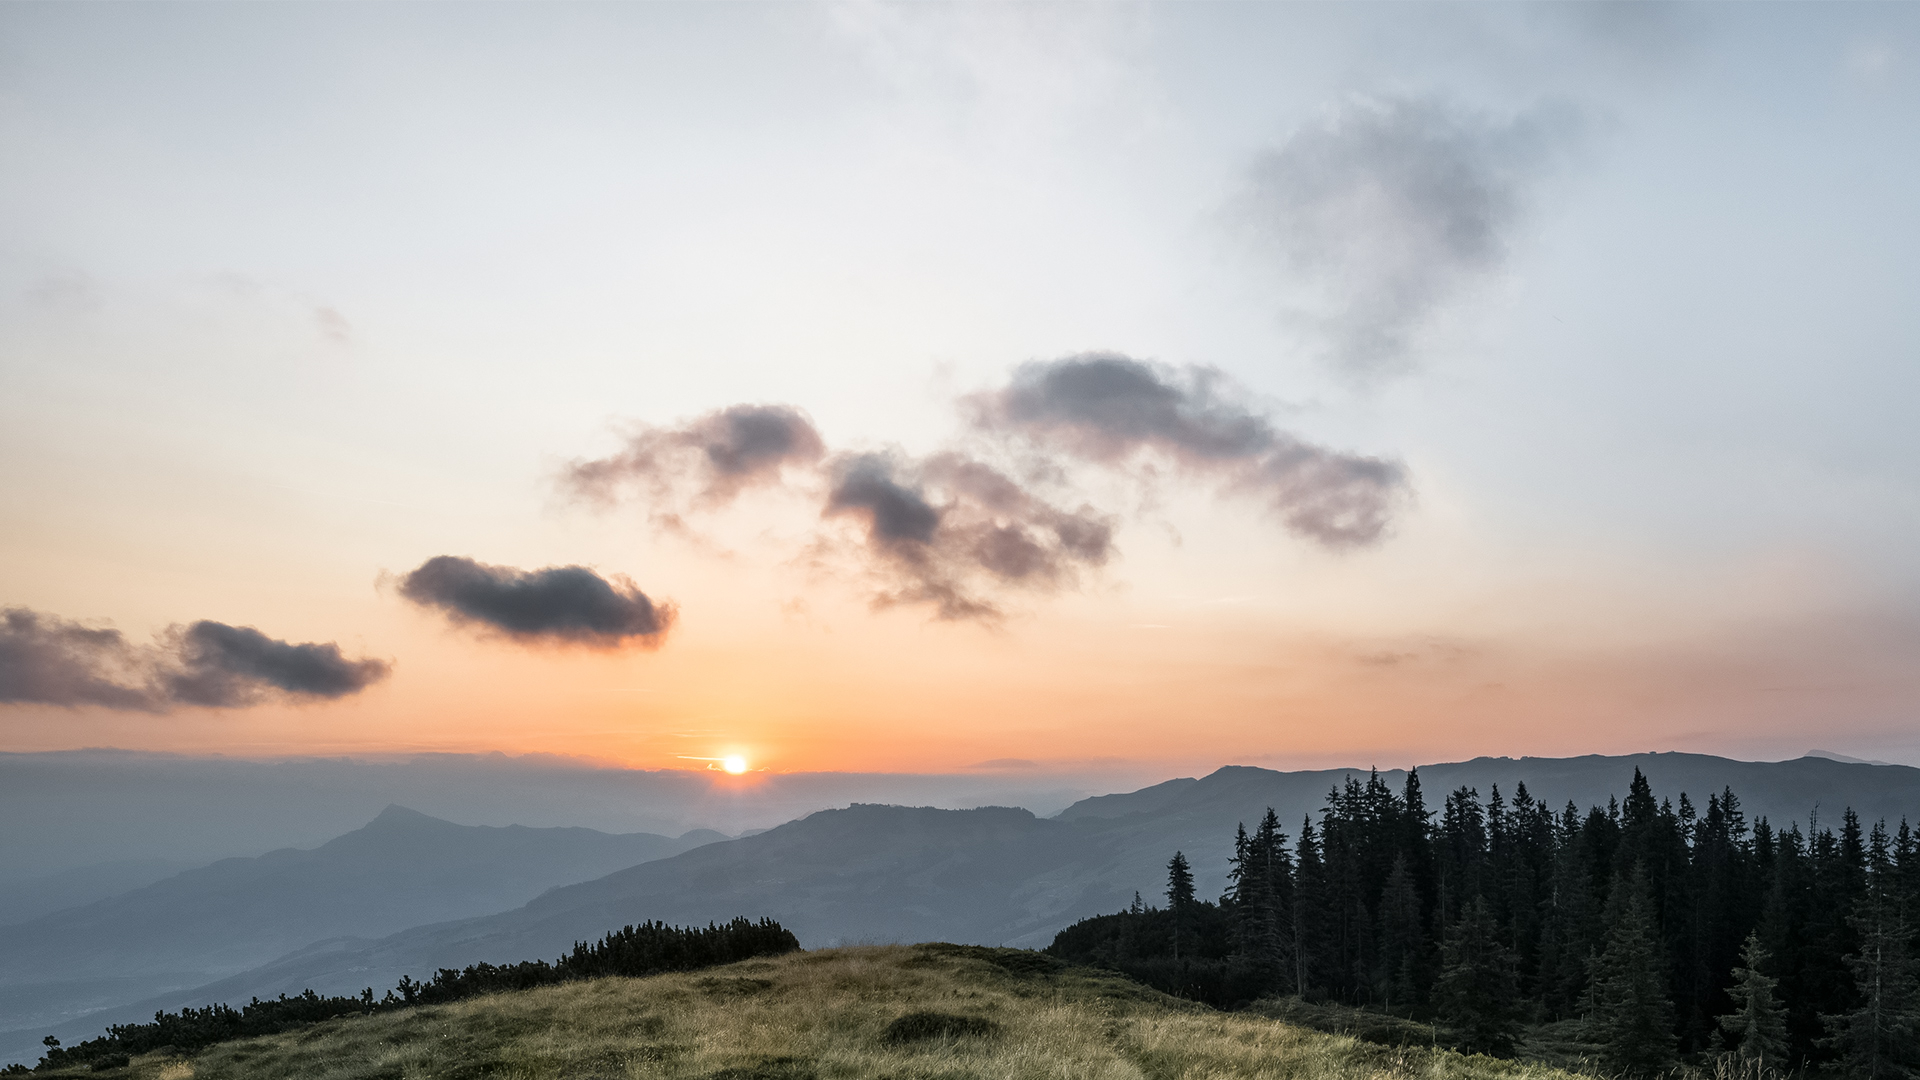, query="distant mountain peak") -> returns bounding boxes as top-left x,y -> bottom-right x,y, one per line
1806,749 -> 1901,767
366,805 -> 446,827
